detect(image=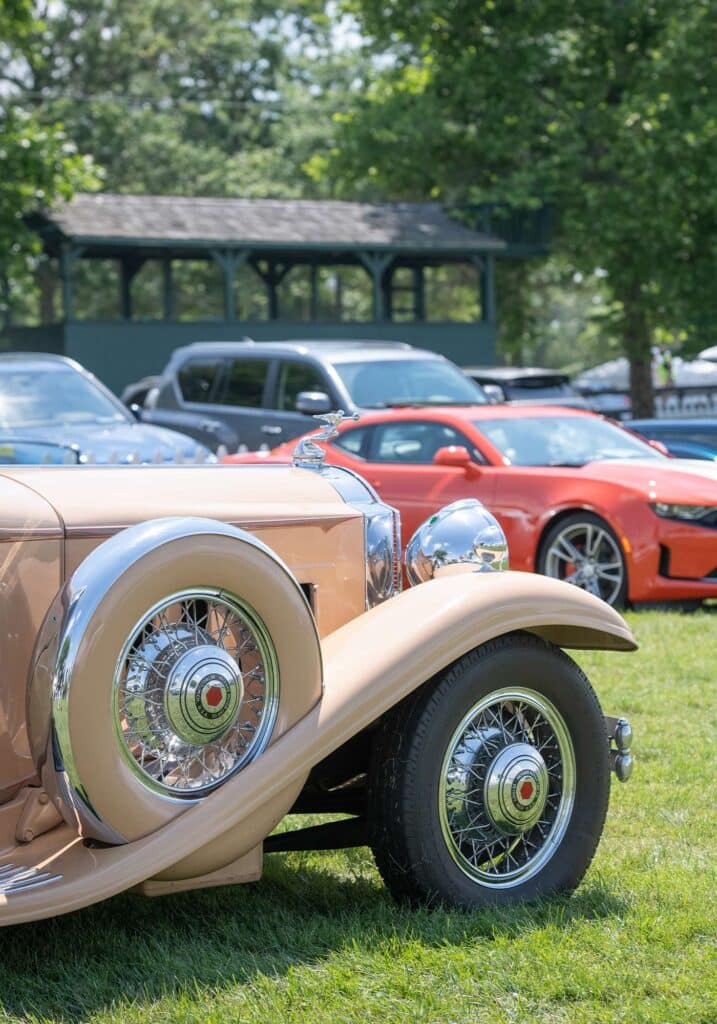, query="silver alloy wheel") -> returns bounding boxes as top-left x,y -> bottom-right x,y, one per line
115,588 -> 278,797
543,520 -> 624,604
438,687 -> 576,888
